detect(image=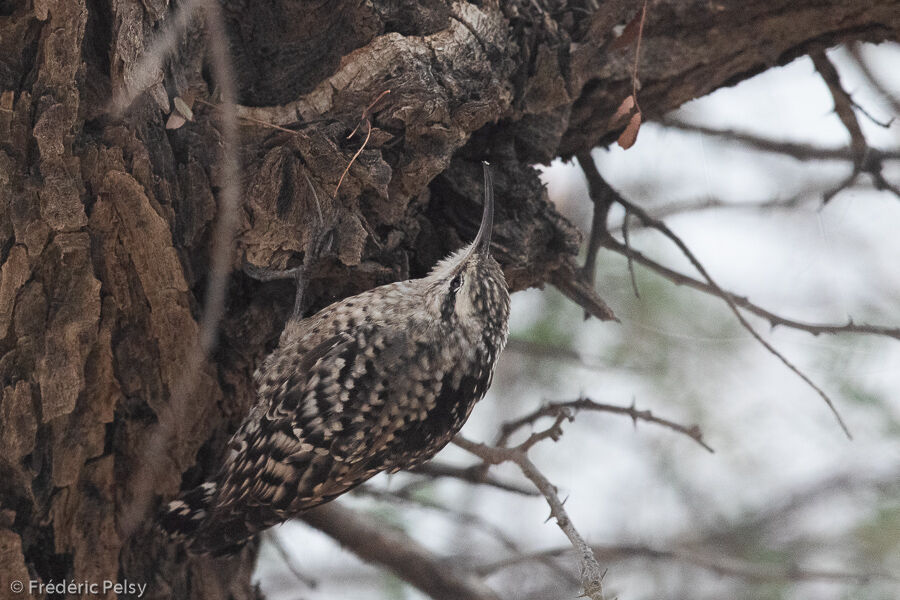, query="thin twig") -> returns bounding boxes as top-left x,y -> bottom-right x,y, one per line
621,214 -> 640,298
662,119 -> 900,163
848,42 -> 900,116
302,171 -> 324,225
578,157 -> 852,438
196,97 -> 304,134
810,47 -> 900,202
409,462 -> 540,496
358,487 -> 520,549
334,90 -> 391,199
479,543 -> 897,584
348,89 -> 391,138
110,0 -> 200,115
118,0 -> 243,540
849,97 -> 894,129
612,194 -> 811,226
454,436 -> 606,600
631,0 -> 648,108
810,48 -> 867,161
262,530 -> 318,589
575,152 -> 615,288
603,236 -> 900,341
357,486 -> 577,585
334,118 -> 373,199
497,397 -> 714,453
